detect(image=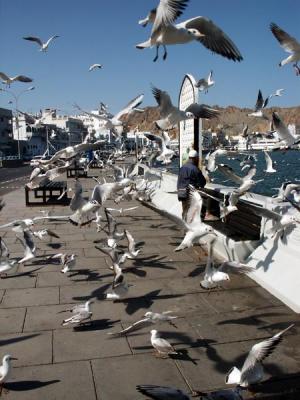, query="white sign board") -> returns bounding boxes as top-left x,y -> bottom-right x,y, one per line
178,74 -> 201,166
